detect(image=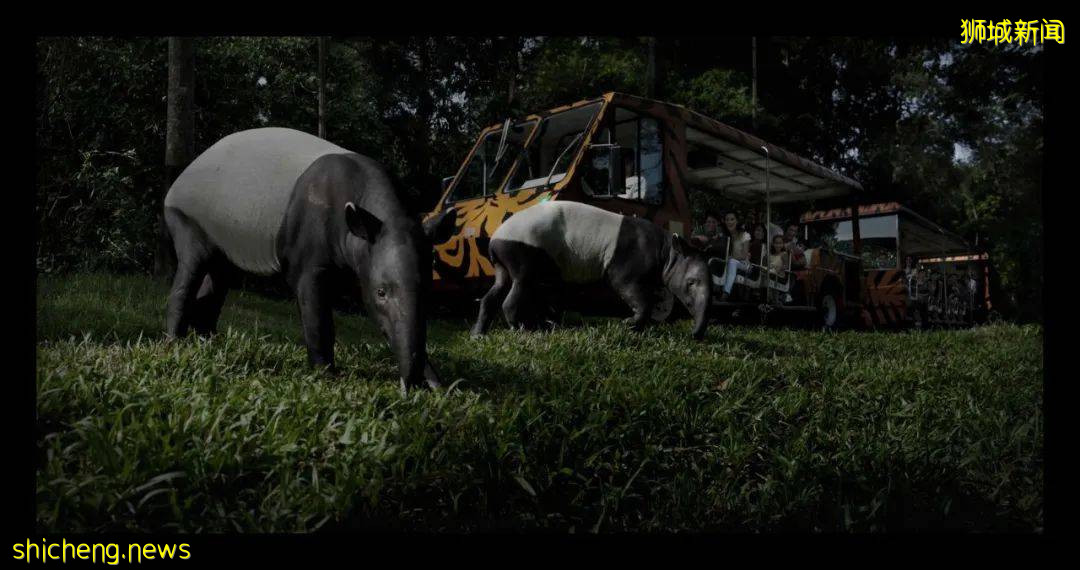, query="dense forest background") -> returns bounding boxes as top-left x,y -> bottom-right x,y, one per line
35,36 -> 1044,321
